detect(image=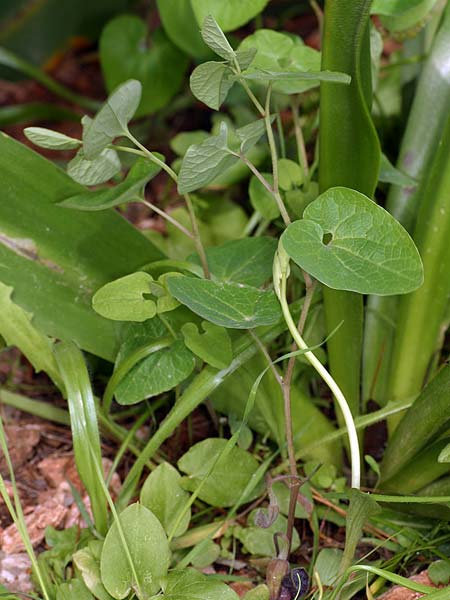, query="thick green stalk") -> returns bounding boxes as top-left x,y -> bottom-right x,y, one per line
319,0 -> 380,421
363,4 -> 450,406
386,112 -> 450,414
